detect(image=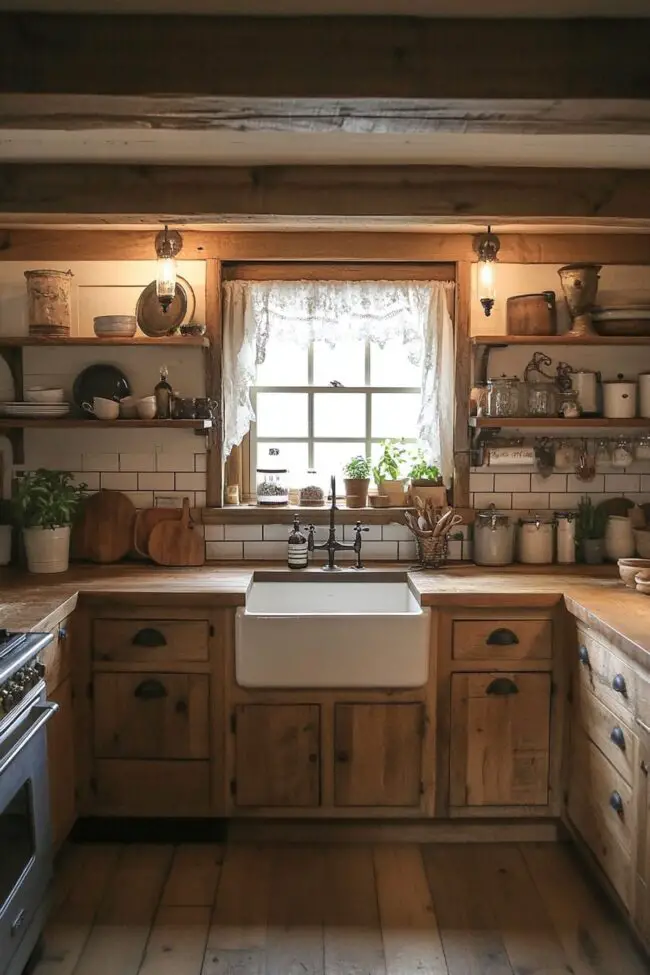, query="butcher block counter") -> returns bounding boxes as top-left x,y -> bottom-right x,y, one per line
0,562 -> 647,668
